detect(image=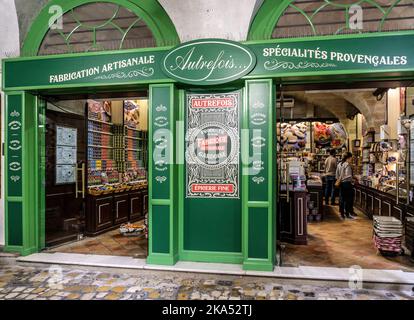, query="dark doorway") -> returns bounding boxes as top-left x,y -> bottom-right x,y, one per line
45,102 -> 86,247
